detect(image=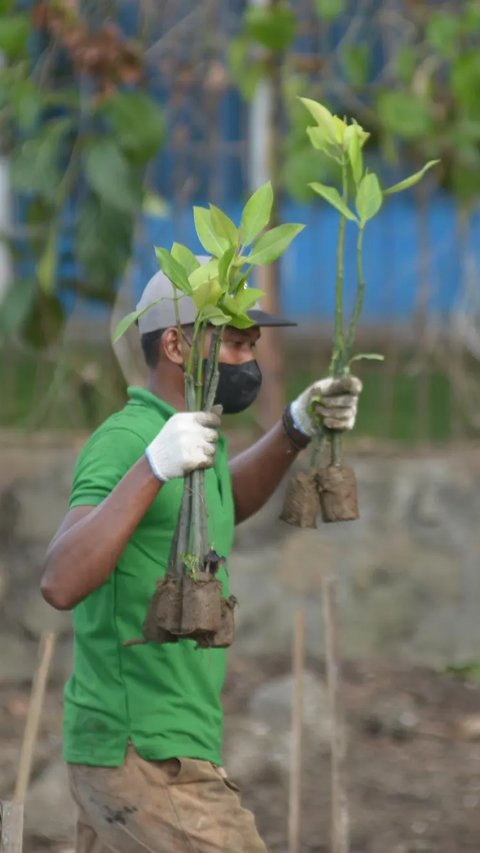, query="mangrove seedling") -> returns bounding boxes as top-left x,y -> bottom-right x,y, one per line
116,182 -> 304,645
282,97 -> 439,524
